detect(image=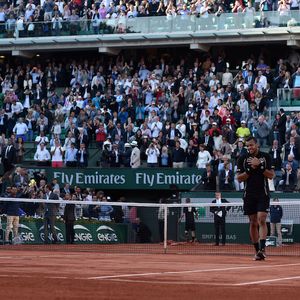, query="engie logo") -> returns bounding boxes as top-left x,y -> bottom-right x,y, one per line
19,224 -> 35,242
74,225 -> 93,242
96,225 -> 118,243
39,225 -> 64,242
